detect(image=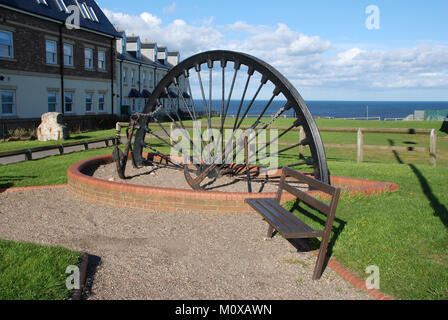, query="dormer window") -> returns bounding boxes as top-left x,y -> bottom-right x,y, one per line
82,3 -> 92,19
75,0 -> 88,18
55,0 -> 69,13
88,6 -> 100,23
36,0 -> 48,5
